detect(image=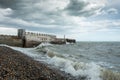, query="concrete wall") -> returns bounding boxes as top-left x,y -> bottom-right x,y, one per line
0,29 -> 76,47
0,35 -> 22,47
0,35 -> 41,47
25,32 -> 56,42
17,29 -> 56,43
